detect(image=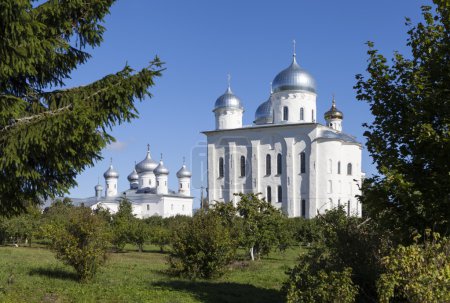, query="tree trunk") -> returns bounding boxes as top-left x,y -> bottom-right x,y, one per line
250,246 -> 255,261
